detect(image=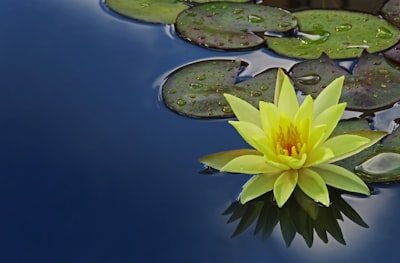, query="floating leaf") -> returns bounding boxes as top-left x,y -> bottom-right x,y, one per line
381,0 -> 400,27
162,59 -> 279,118
266,10 -> 400,59
105,0 -> 189,24
175,2 -> 297,50
355,152 -> 400,182
383,42 -> 400,63
290,52 -> 400,112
